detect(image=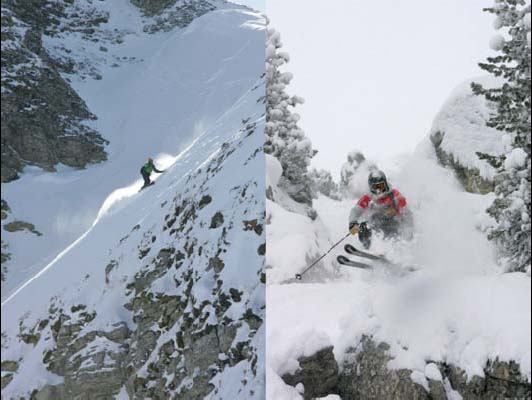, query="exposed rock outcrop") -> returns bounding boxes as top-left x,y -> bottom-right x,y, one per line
282,346 -> 339,400
282,337 -> 531,400
338,338 -> 429,400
